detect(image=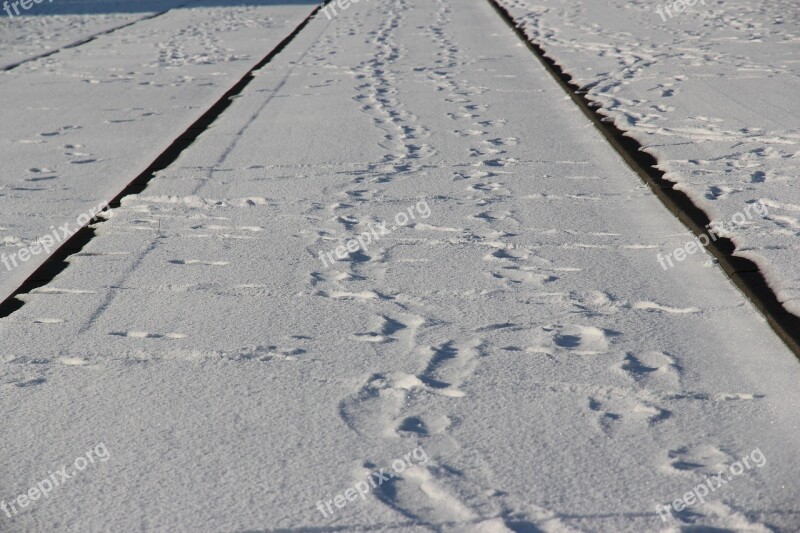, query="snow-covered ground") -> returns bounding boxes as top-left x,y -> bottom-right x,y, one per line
1,0 -> 799,532
0,1 -> 219,69
1,13 -> 143,69
0,1 -> 317,303
499,0 -> 800,315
